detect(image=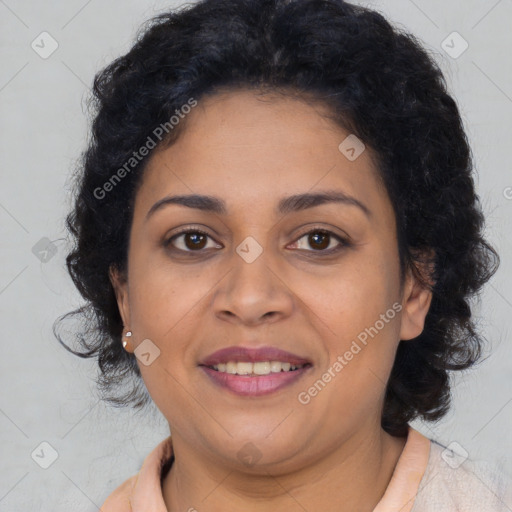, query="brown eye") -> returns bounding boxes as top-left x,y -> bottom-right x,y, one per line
182,232 -> 207,250
165,229 -> 220,252
307,231 -> 330,250
292,229 -> 349,253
